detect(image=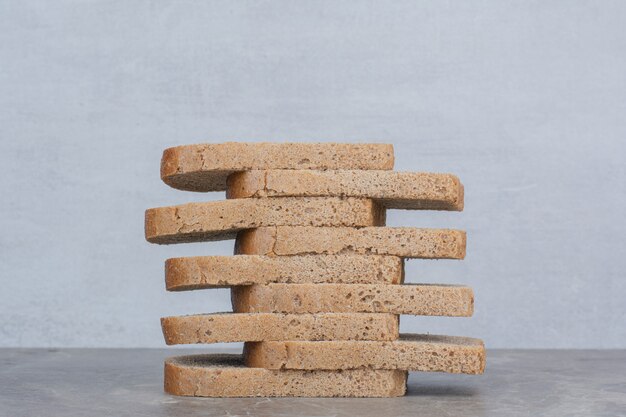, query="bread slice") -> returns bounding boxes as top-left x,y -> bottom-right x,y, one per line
231,283 -> 473,316
227,170 -> 464,211
145,197 -> 385,244
161,312 -> 399,344
235,226 -> 466,259
164,354 -> 407,397
161,142 -> 395,192
243,334 -> 485,374
165,254 -> 404,290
